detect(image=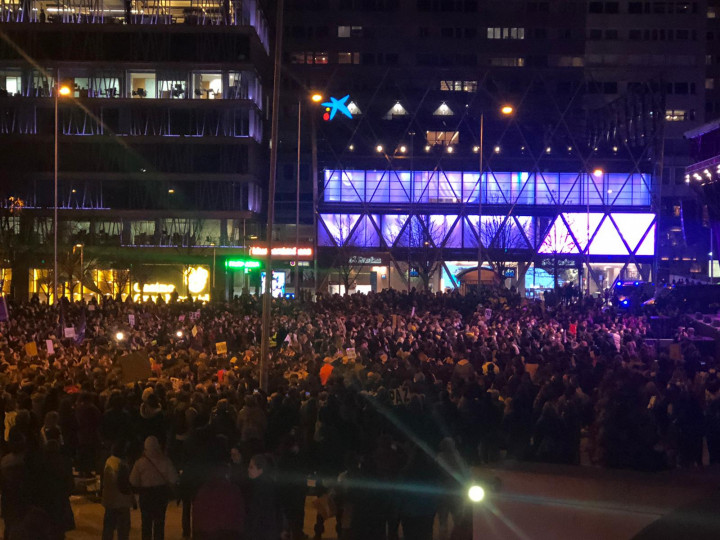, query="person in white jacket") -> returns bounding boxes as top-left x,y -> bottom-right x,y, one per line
130,436 -> 179,540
